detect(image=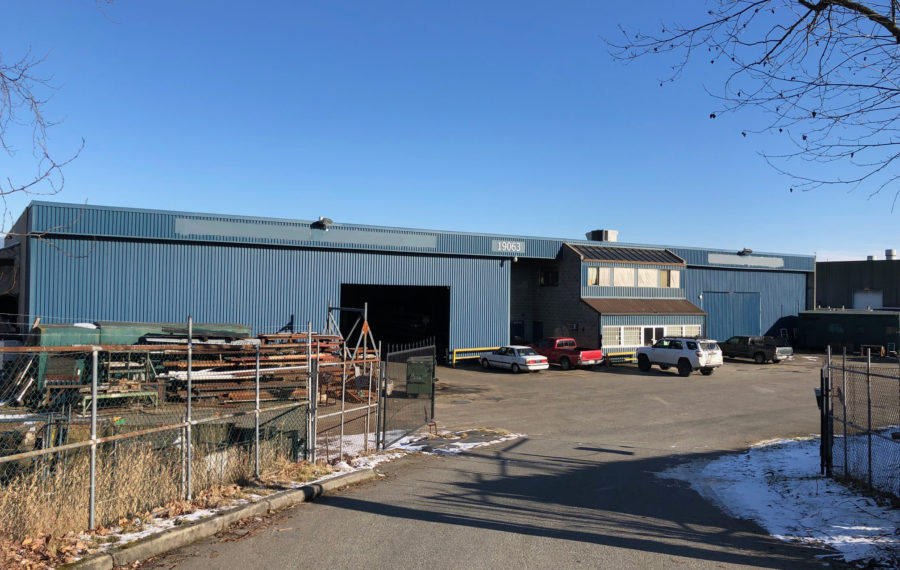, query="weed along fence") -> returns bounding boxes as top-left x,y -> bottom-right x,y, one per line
819,347 -> 900,499
0,312 -> 432,539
